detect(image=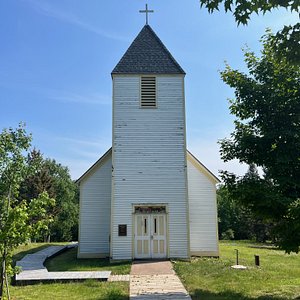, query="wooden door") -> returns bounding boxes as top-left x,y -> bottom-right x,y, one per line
151,214 -> 167,258
134,214 -> 167,259
134,214 -> 151,259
